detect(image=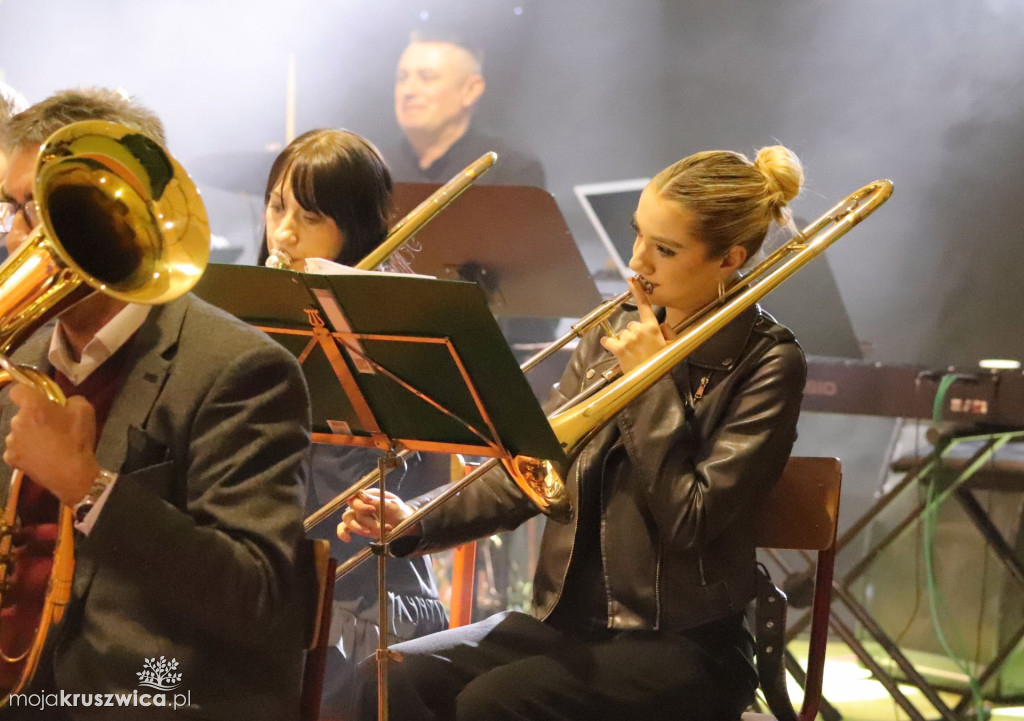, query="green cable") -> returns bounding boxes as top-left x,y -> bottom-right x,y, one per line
922,373 -> 986,720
